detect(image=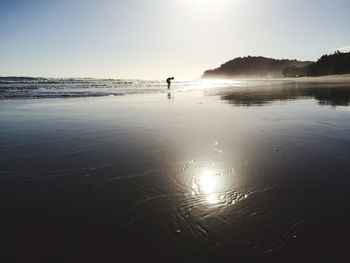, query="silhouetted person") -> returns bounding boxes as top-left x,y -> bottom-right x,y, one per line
166,77 -> 174,89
